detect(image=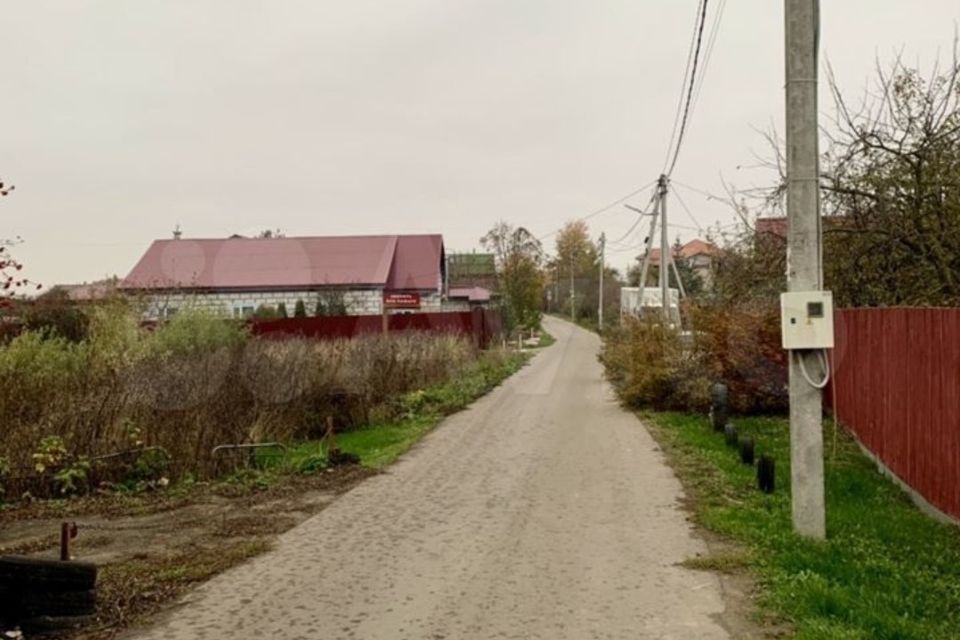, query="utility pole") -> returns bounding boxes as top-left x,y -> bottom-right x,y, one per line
658,175 -> 670,322
598,233 -> 606,330
554,262 -> 560,313
636,198 -> 660,316
569,258 -> 575,322
785,0 -> 826,539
